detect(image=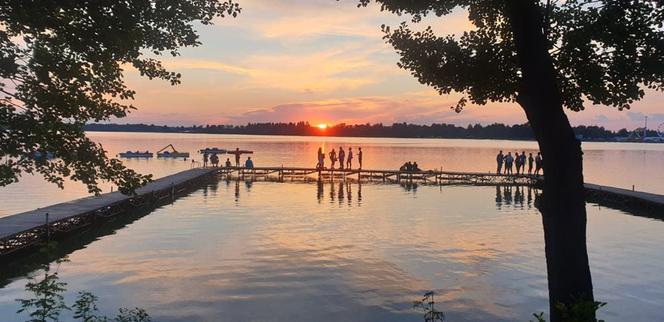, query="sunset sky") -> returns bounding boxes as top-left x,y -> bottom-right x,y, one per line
121,0 -> 663,130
